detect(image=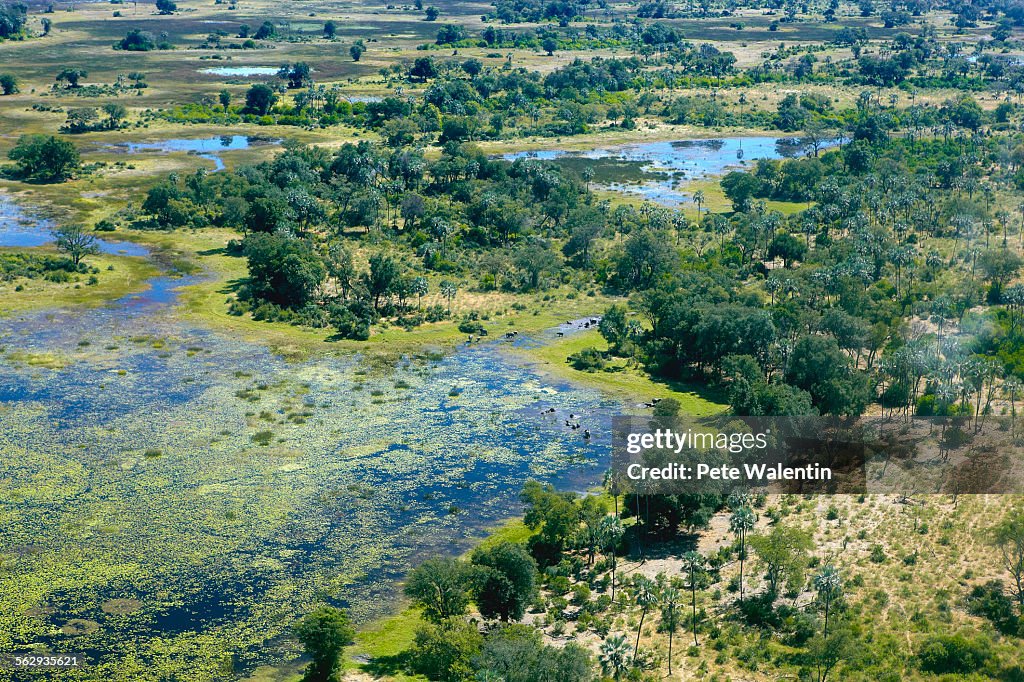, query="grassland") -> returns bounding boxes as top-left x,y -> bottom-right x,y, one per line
515,328 -> 727,414
0,248 -> 160,315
